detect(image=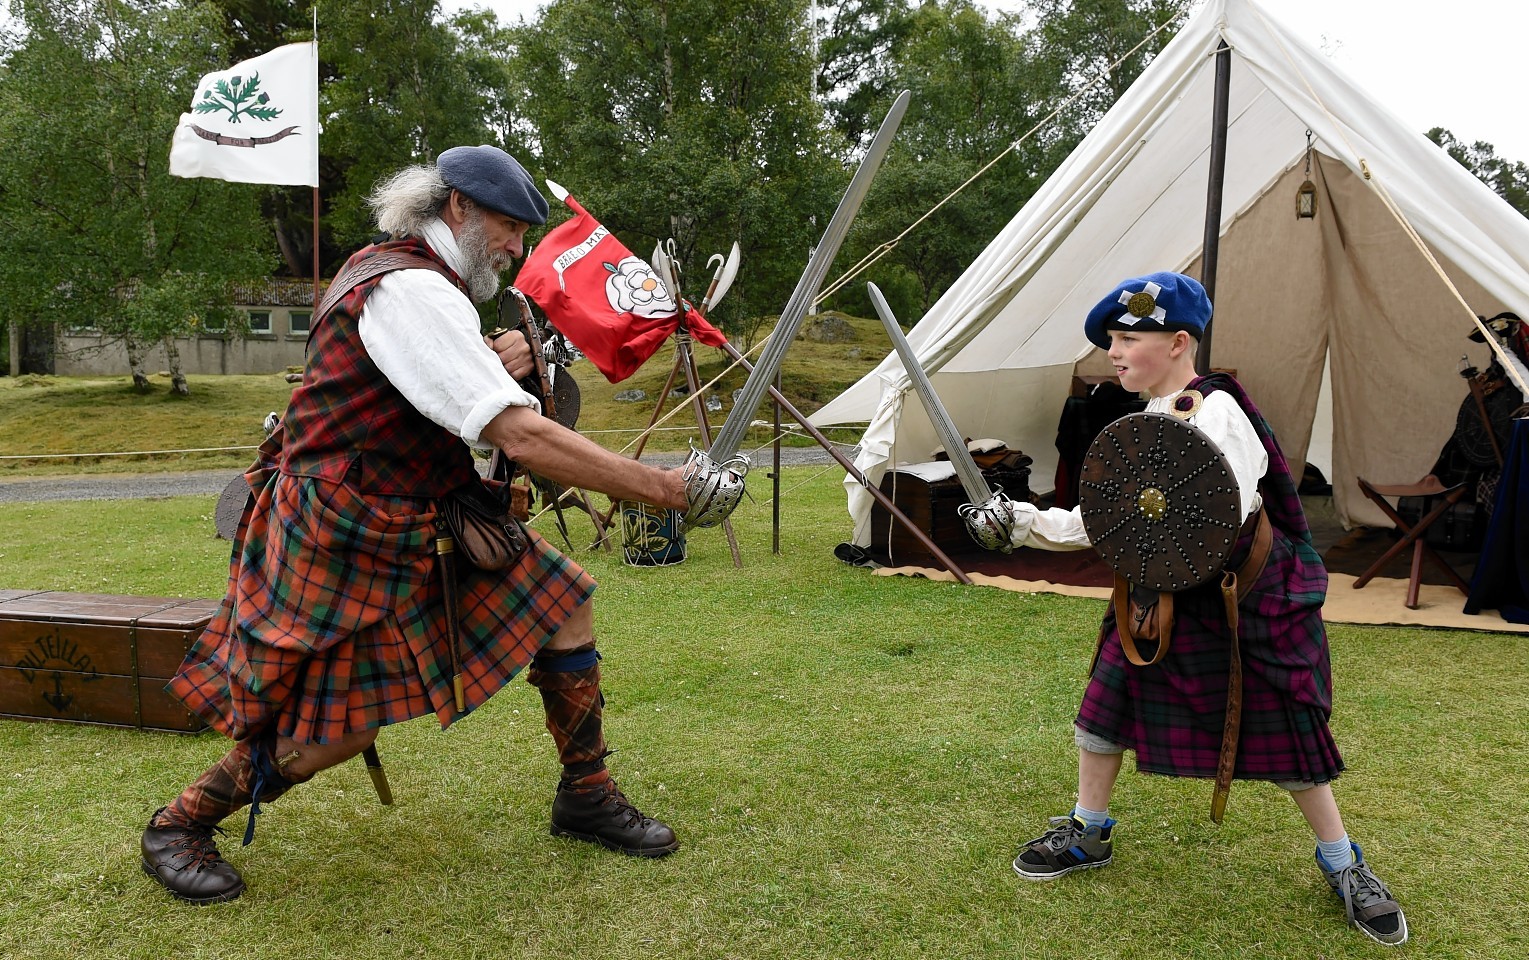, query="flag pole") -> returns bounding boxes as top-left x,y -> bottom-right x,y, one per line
310,12 -> 321,314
